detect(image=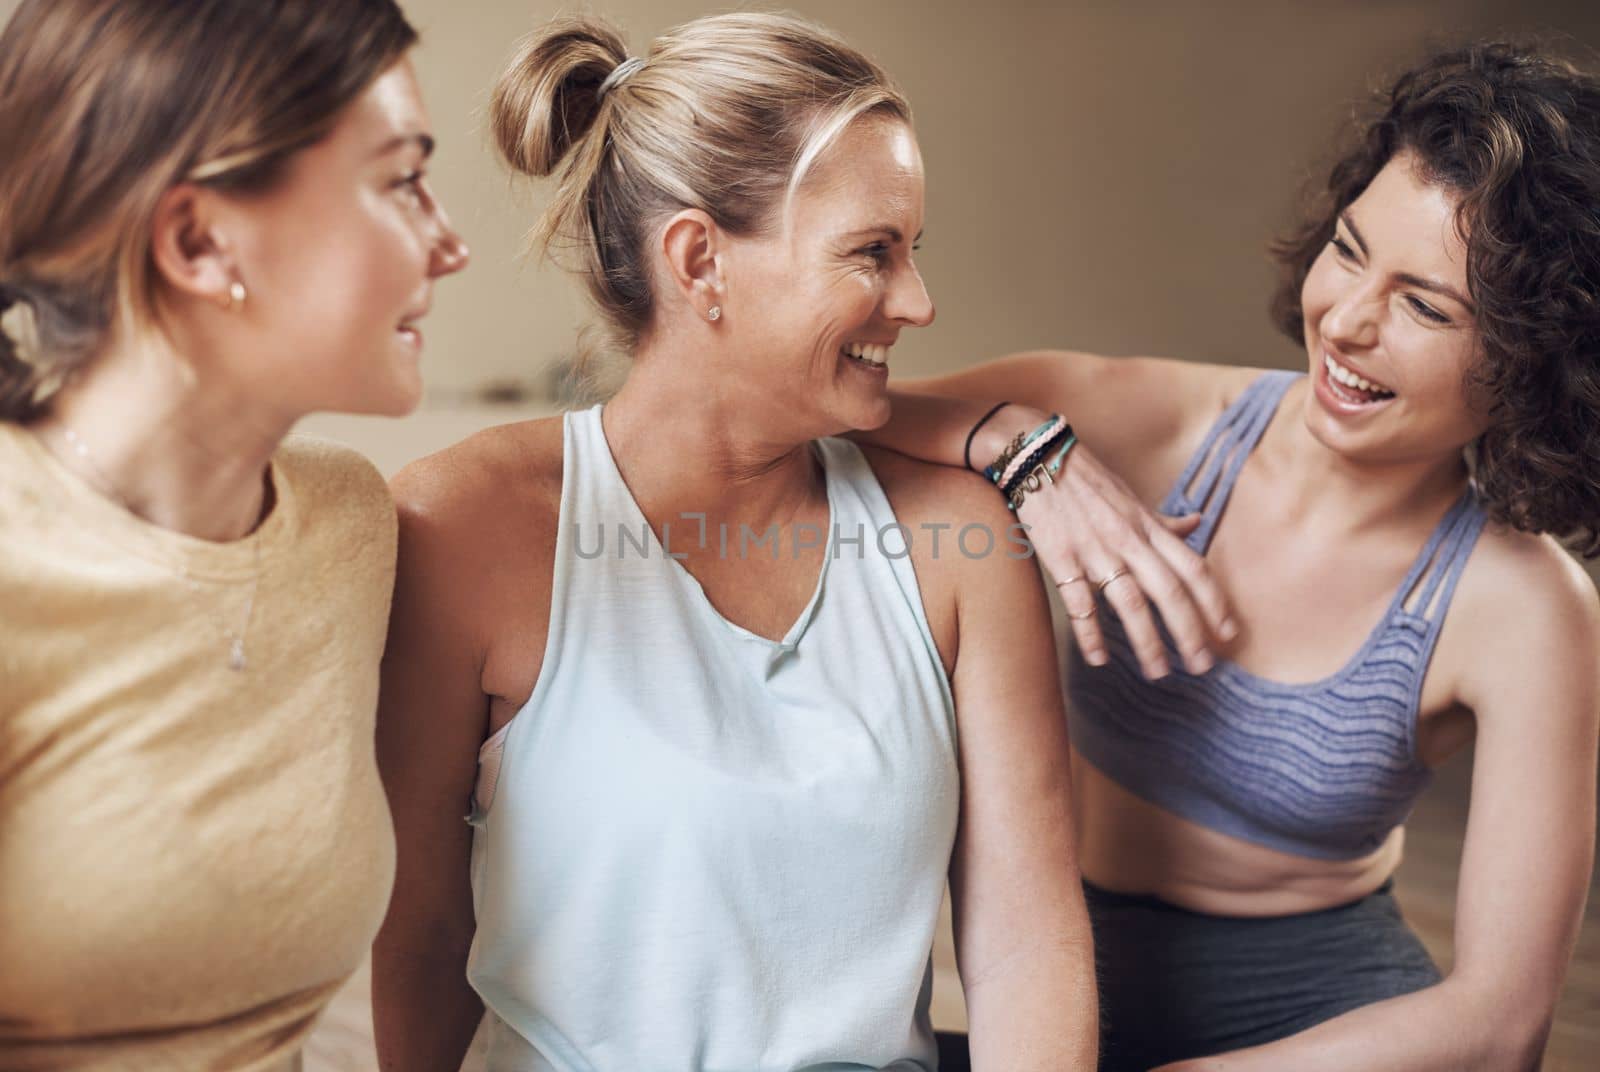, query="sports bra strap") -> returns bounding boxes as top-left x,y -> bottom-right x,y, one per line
1164,370 -> 1300,554
1400,492 -> 1487,623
